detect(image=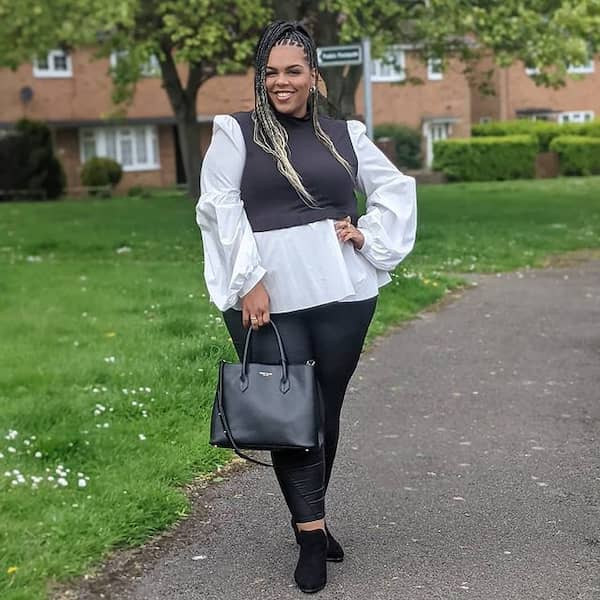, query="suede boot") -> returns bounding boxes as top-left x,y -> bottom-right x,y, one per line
294,528 -> 328,593
292,519 -> 344,562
